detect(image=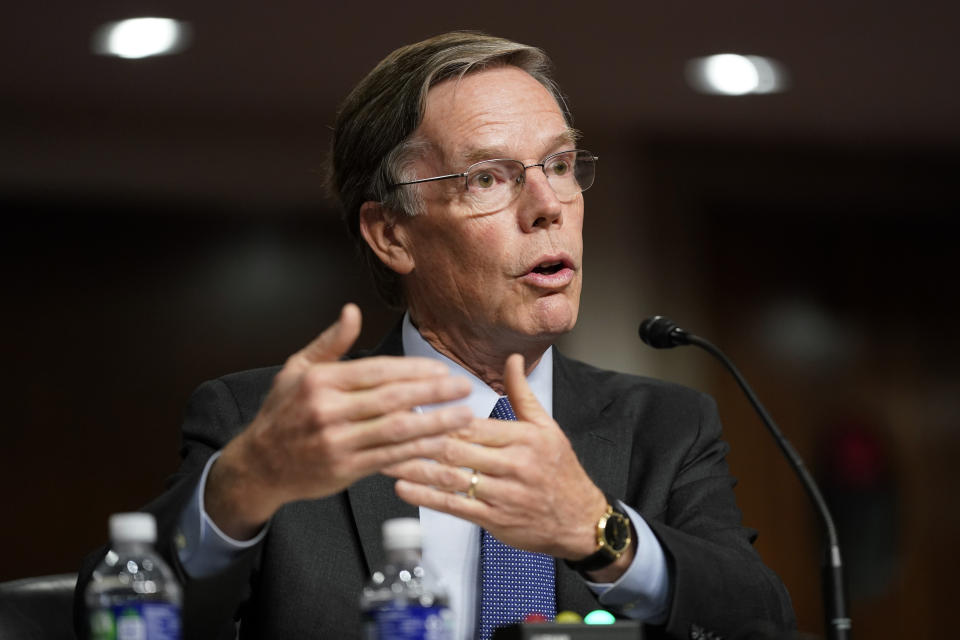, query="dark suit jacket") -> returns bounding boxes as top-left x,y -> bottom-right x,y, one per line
76,326 -> 795,640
